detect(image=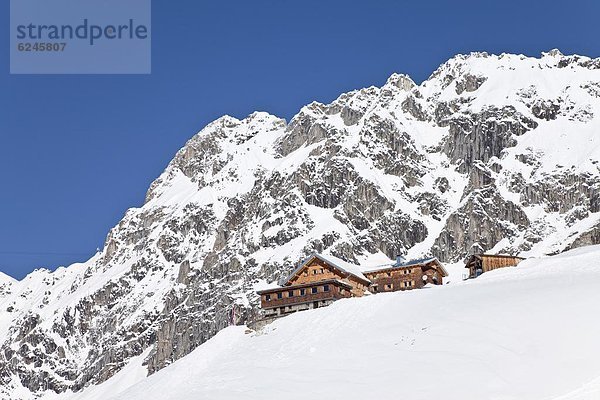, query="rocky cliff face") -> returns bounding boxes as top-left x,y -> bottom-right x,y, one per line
1,50 -> 600,399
